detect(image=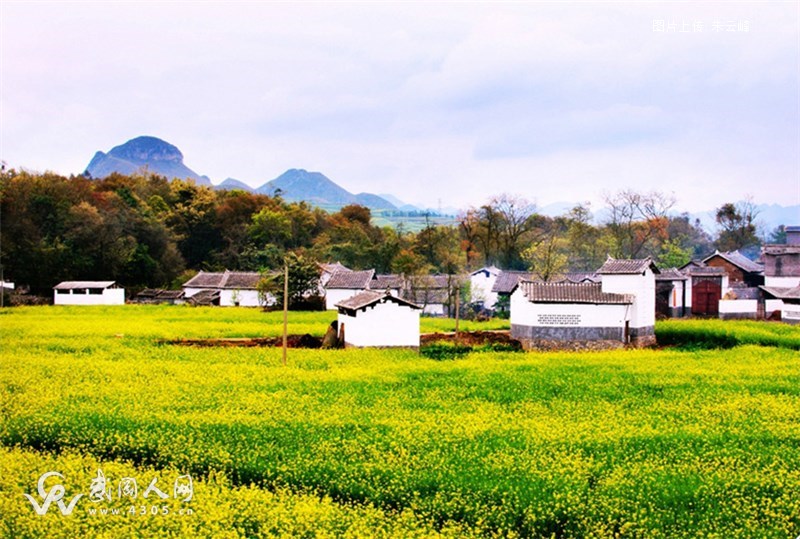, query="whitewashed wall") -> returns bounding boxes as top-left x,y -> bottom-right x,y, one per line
783,304 -> 800,324
470,271 -> 498,309
601,269 -> 655,329
765,276 -> 800,288
510,288 -> 629,329
220,289 -> 263,307
54,289 -> 125,305
326,288 -> 362,310
338,302 -> 420,347
718,299 -> 758,315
